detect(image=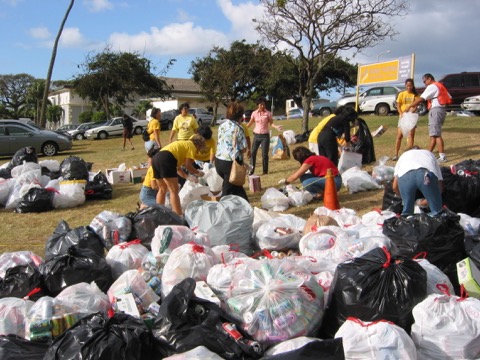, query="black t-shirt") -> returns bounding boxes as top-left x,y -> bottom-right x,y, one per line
122,117 -> 133,130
